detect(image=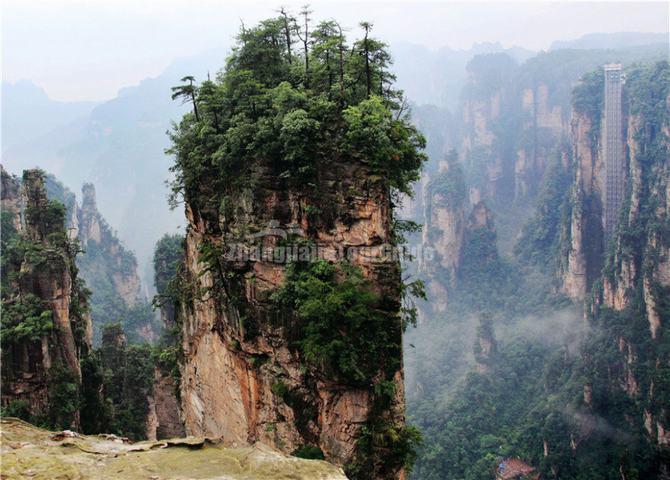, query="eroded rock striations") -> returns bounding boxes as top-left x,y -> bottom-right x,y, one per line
586,62 -> 670,460
420,155 -> 467,312
45,176 -> 158,343
530,61 -> 670,477
1,167 -> 92,428
420,152 -> 498,313
177,160 -> 407,476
